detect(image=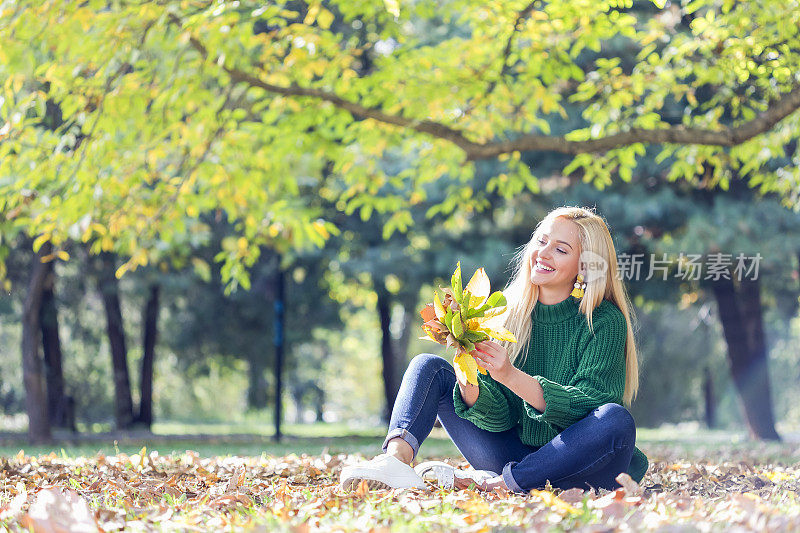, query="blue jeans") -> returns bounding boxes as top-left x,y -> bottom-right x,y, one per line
381,353 -> 636,493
